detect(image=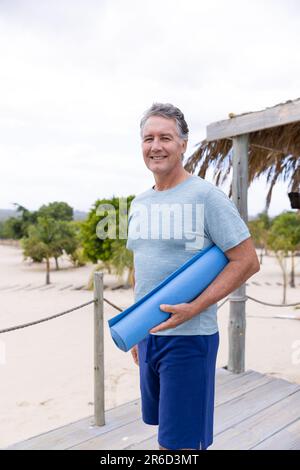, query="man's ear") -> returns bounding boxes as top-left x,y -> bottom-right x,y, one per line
181,140 -> 188,162
182,139 -> 188,153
